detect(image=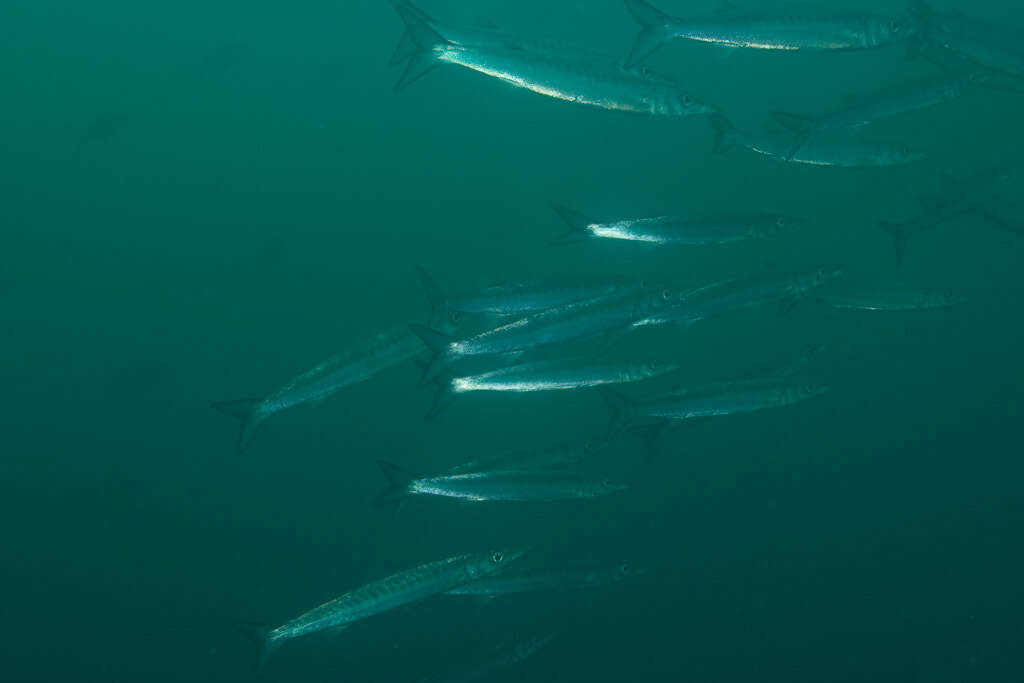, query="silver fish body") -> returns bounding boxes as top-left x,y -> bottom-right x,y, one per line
448,357 -> 678,394
819,283 -> 967,311
262,550 -> 522,664
450,279 -> 639,316
735,128 -> 925,167
404,469 -> 627,502
628,378 -> 830,424
624,0 -> 907,66
393,2 -> 714,117
576,213 -> 795,245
